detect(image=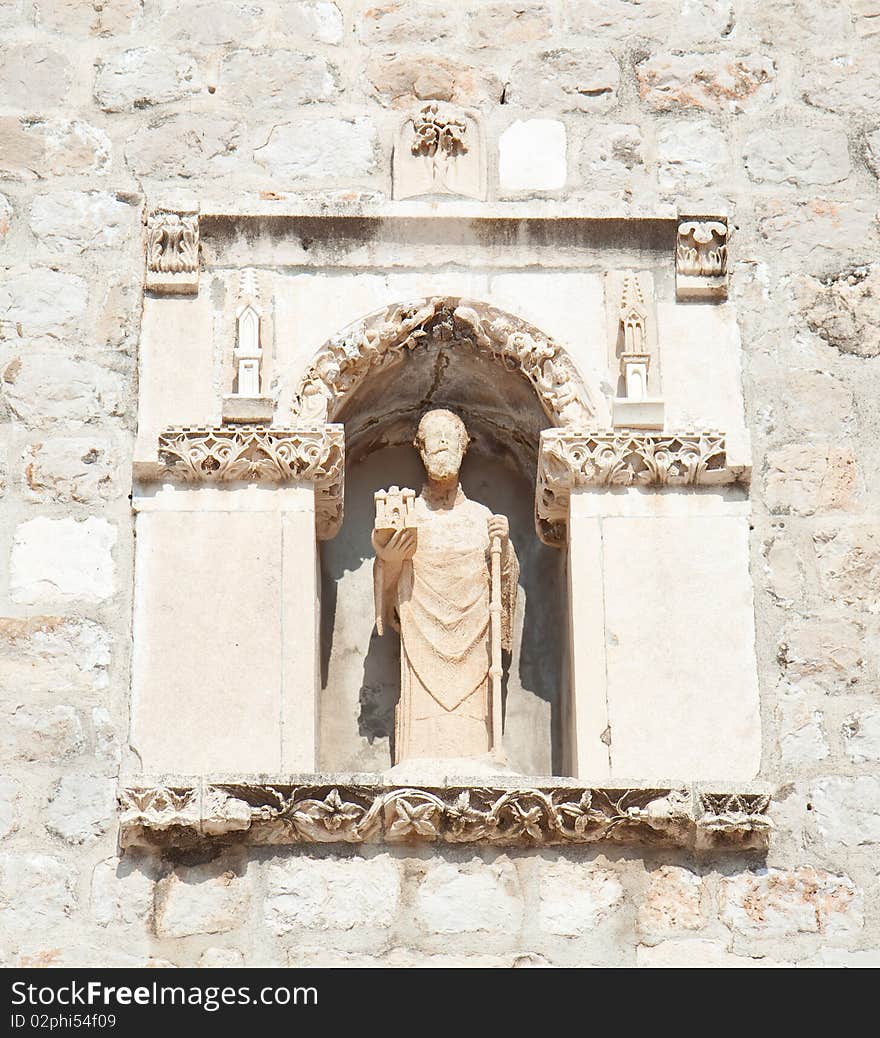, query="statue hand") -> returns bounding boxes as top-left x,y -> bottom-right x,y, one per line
372,527 -> 416,565
487,514 -> 509,543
